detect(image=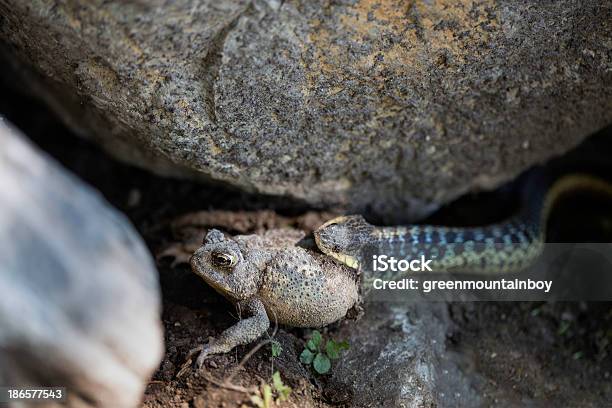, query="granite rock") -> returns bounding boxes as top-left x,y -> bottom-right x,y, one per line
0,0 -> 610,219
331,303 -> 480,407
